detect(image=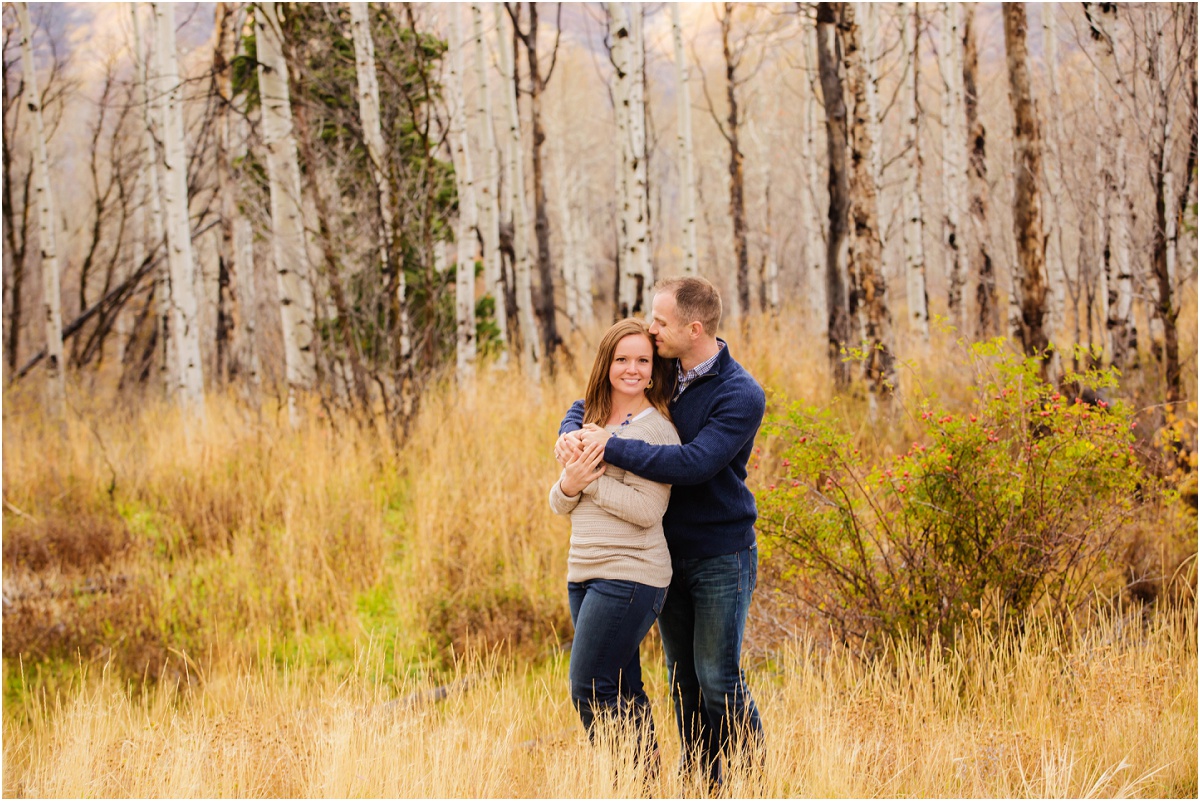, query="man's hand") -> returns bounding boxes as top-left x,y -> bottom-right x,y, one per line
558,440 -> 607,496
579,423 -> 612,450
554,430 -> 585,465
